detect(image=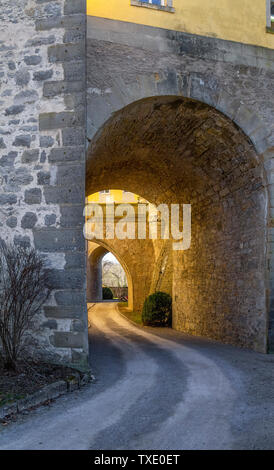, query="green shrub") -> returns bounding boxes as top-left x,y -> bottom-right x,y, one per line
102,287 -> 113,300
142,291 -> 172,327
